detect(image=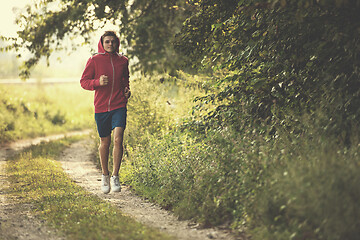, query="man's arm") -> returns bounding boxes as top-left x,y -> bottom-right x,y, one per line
124,60 -> 131,98
80,58 -> 101,90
